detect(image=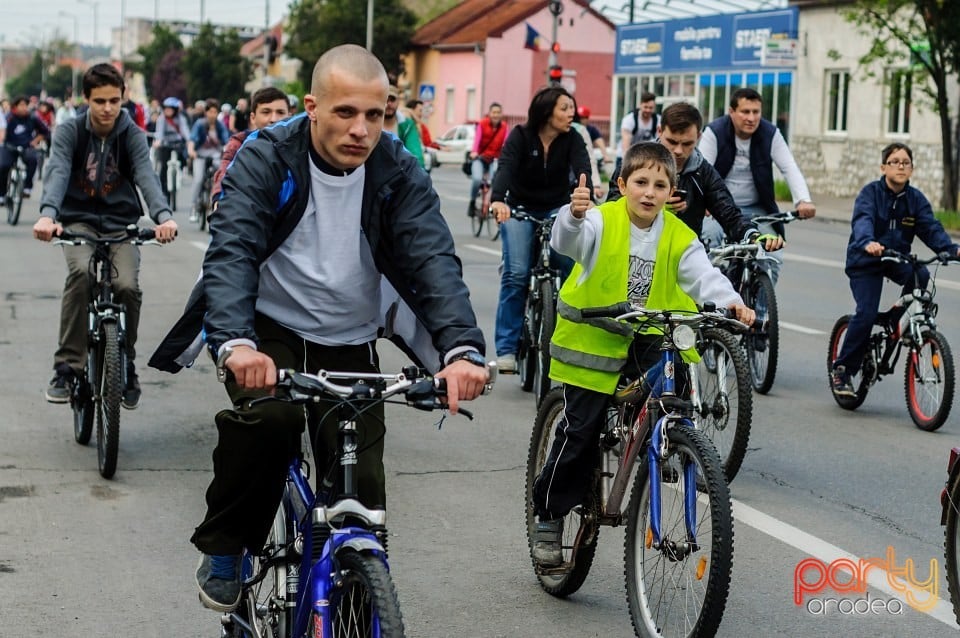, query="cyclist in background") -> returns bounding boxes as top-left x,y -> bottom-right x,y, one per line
530,144 -> 753,567
467,102 -> 507,217
382,85 -> 424,168
32,63 -> 177,406
152,97 -> 190,204
699,88 -> 815,281
490,86 -> 593,374
210,87 -> 290,205
829,143 -> 960,397
187,98 -> 229,223
148,44 -> 488,613
0,95 -> 51,202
